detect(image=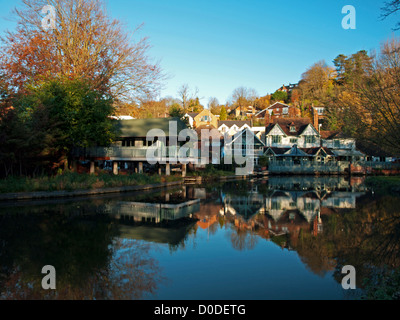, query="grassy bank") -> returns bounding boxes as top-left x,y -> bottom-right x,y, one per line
188,167 -> 235,180
0,171 -> 182,194
365,176 -> 400,194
